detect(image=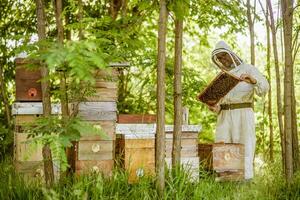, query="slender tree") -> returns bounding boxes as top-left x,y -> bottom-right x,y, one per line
54,0 -> 69,118
246,0 -> 256,65
281,0 -> 294,182
35,0 -> 54,186
266,0 -> 285,170
156,0 -> 168,194
172,18 -> 183,167
0,60 -> 11,127
265,2 -> 274,161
